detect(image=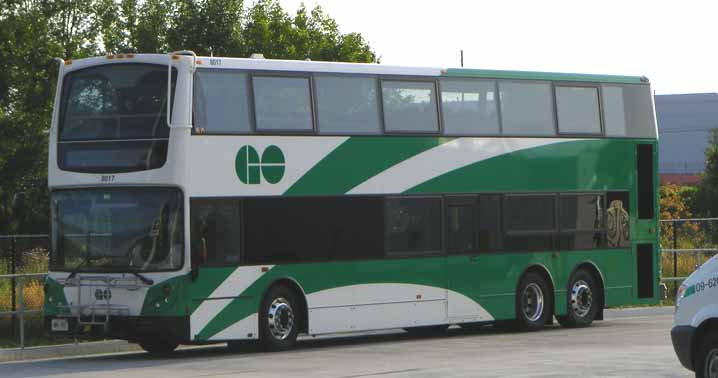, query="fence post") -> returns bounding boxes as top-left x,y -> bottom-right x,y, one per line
673,220 -> 678,296
18,277 -> 24,350
10,235 -> 17,340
